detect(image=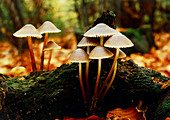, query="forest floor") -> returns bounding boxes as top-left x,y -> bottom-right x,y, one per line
0,32 -> 169,77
